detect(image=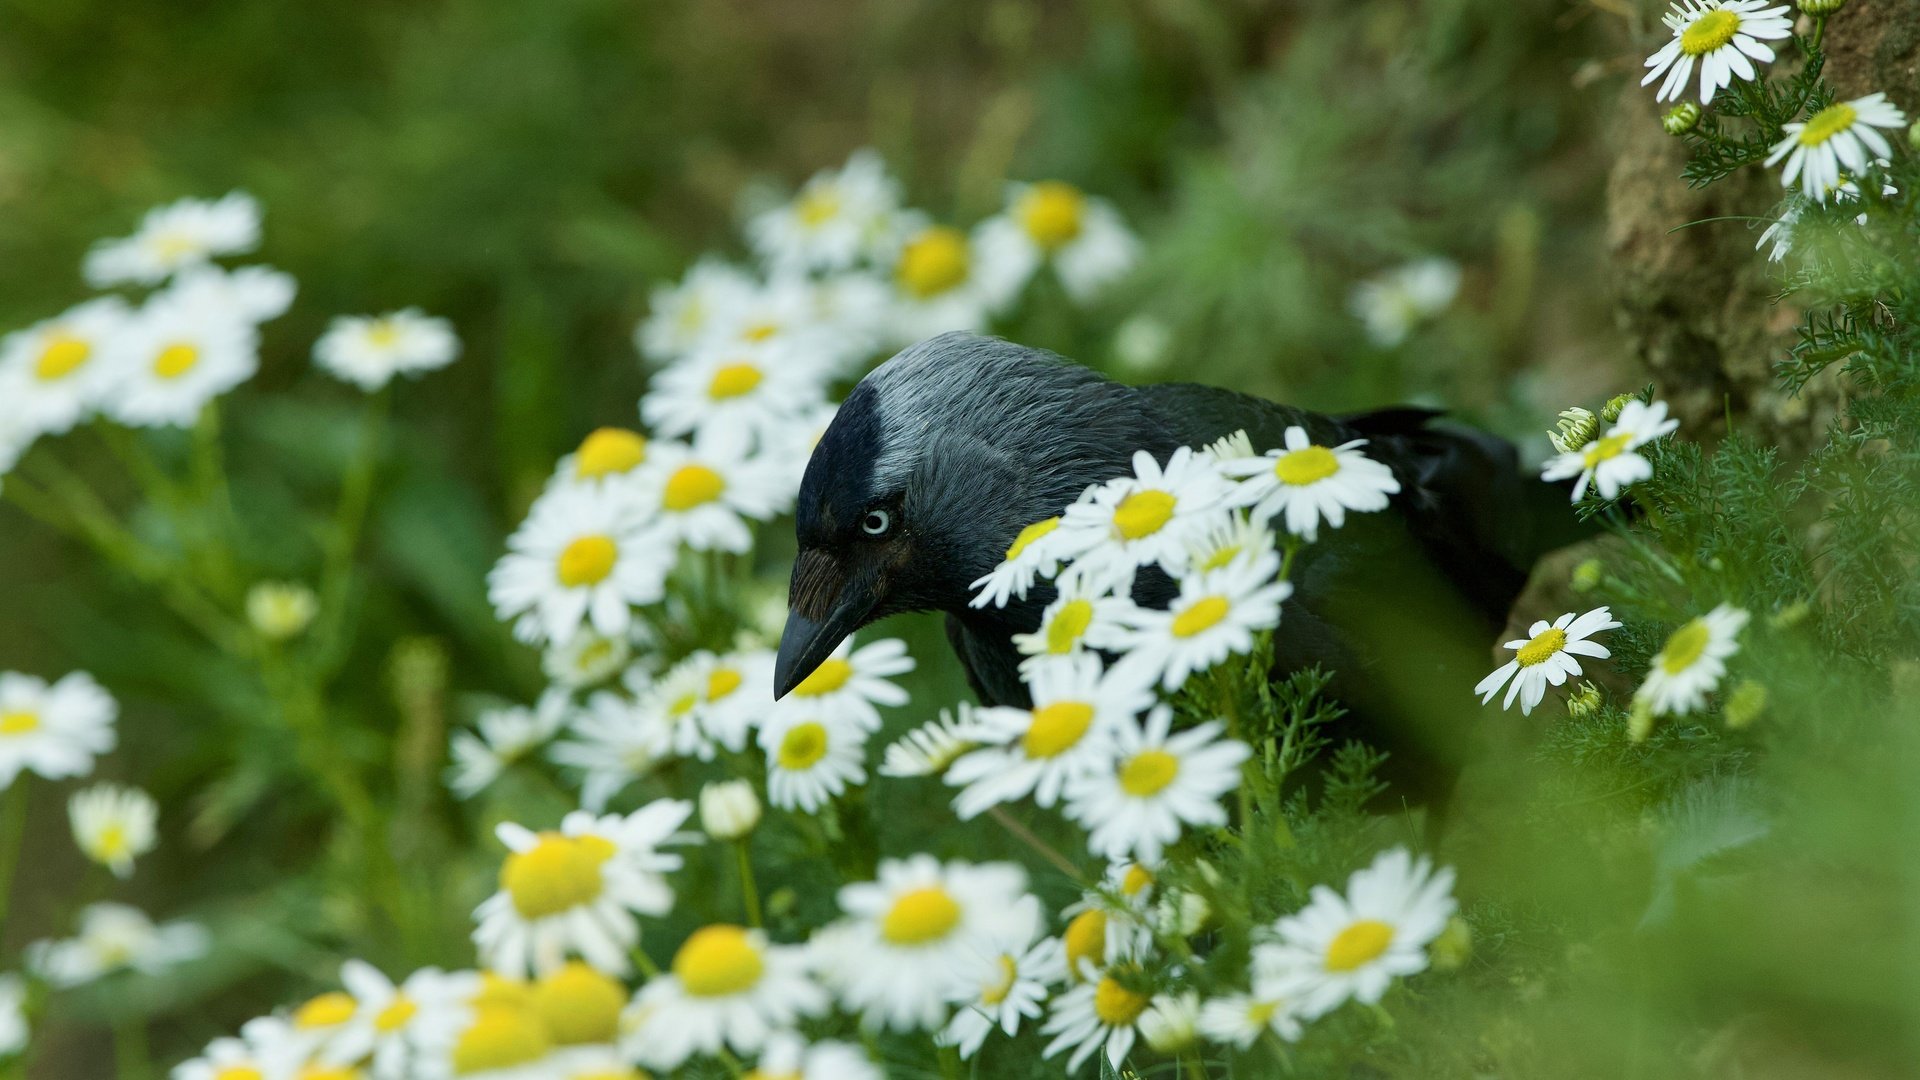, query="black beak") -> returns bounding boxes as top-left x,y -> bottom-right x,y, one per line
774,560 -> 876,699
